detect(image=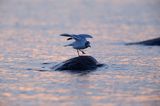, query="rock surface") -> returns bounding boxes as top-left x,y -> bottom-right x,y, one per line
126,37 -> 160,46
52,56 -> 103,71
